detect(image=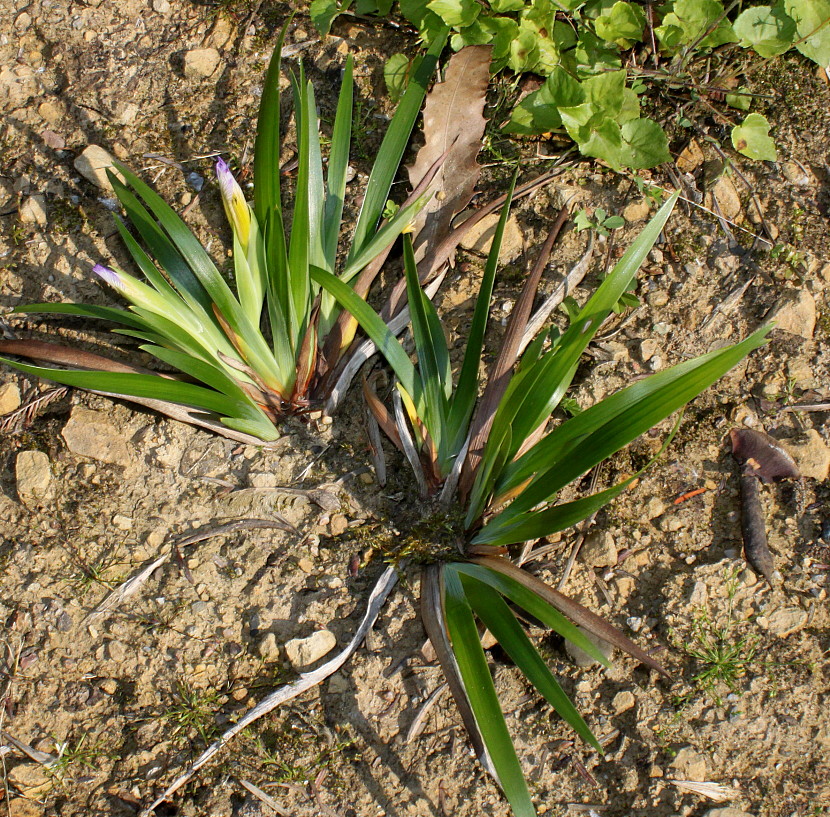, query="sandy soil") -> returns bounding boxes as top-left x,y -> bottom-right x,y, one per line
1,3 -> 829,817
